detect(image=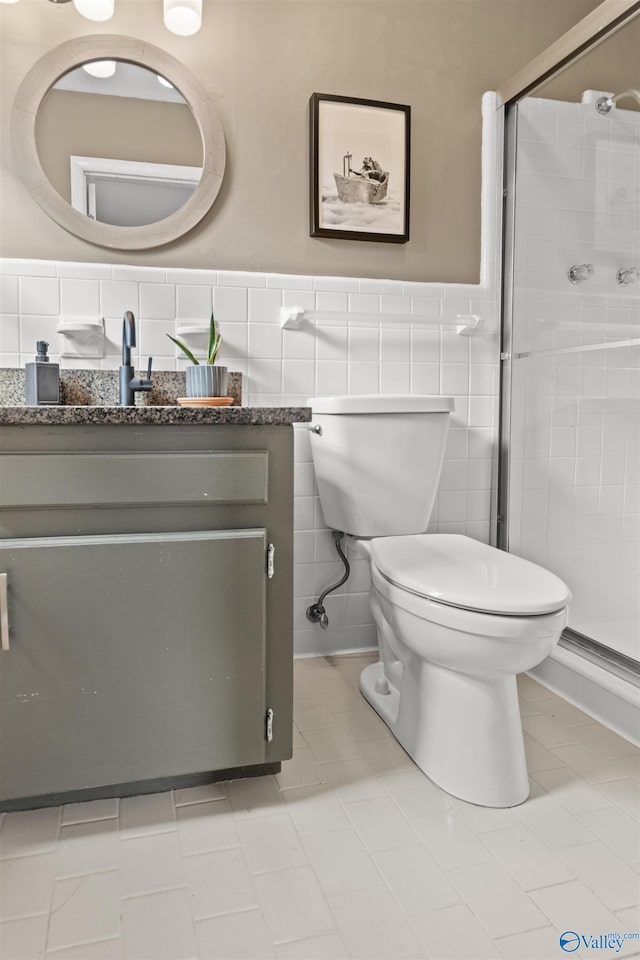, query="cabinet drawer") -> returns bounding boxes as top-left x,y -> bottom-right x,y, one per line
0,451 -> 268,508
